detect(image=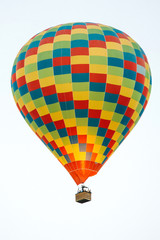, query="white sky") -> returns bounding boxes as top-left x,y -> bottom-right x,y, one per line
0,0 -> 160,239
